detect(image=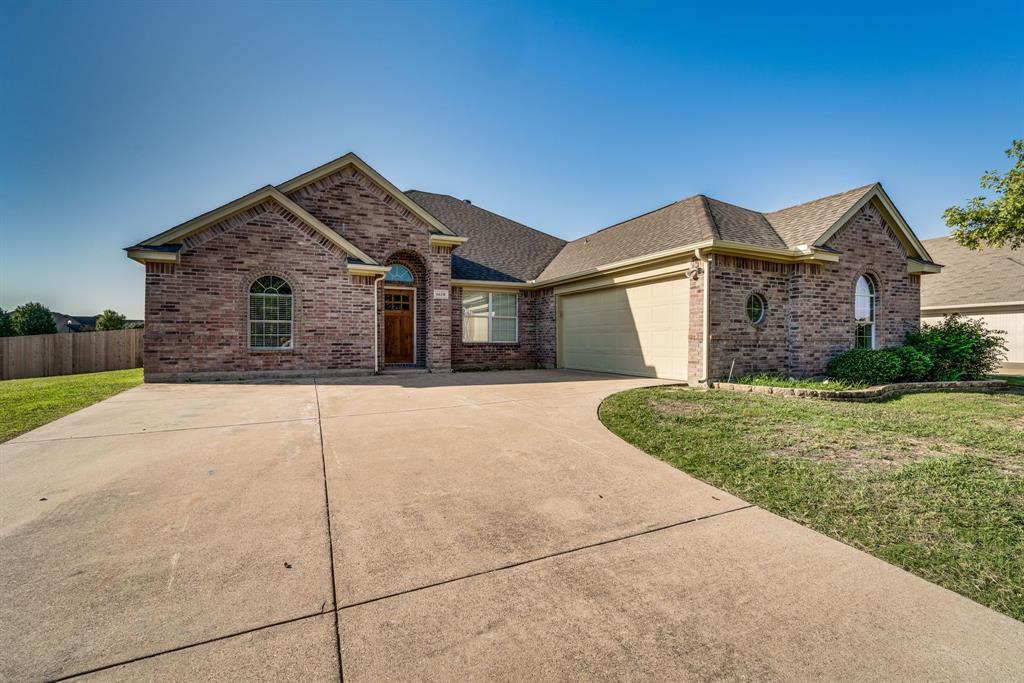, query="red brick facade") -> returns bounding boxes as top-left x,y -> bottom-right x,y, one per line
691,202 -> 921,380
450,287 -> 556,370
141,164 -> 920,383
